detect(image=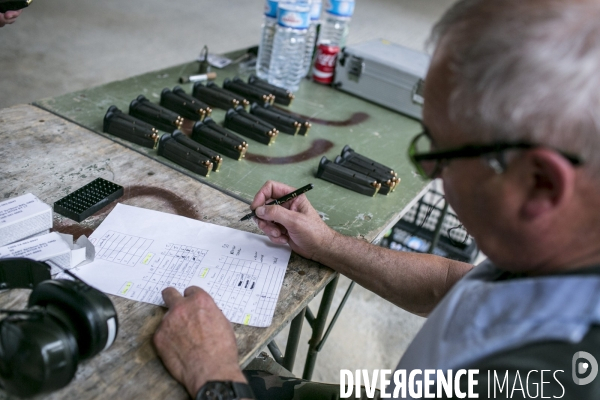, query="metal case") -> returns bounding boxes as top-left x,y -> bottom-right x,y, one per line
333,39 -> 430,120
